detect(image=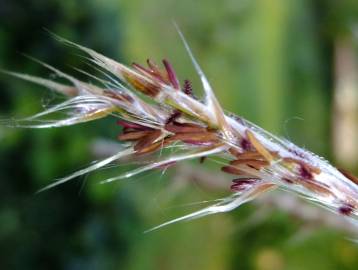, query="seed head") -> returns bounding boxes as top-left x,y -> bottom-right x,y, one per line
2,31 -> 358,232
